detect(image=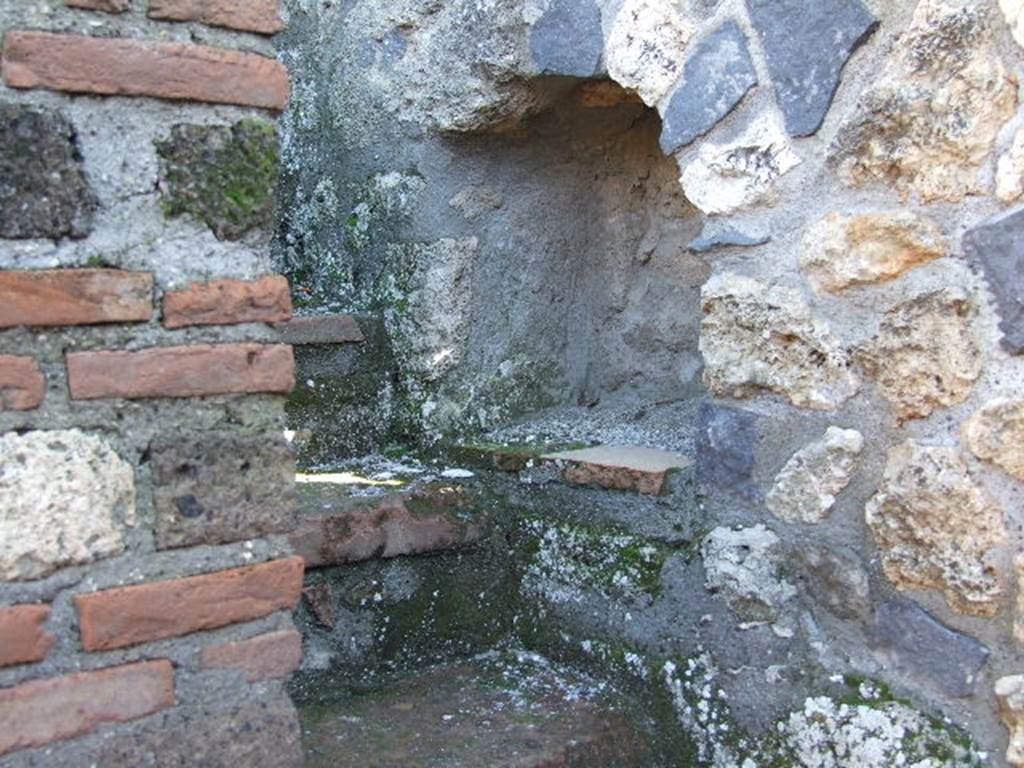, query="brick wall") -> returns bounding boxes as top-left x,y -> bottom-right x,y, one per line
0,1 -> 304,765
